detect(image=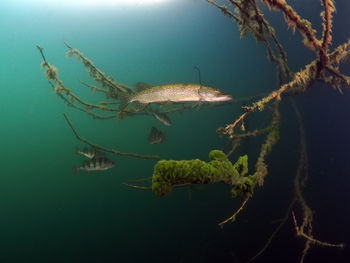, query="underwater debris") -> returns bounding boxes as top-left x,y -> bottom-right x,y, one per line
148,126 -> 166,144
